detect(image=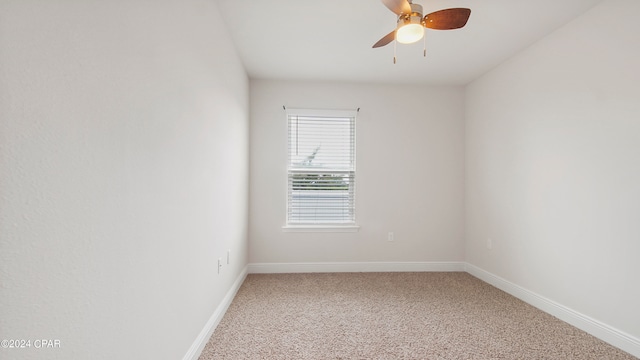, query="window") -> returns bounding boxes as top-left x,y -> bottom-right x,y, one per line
286,108 -> 357,229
